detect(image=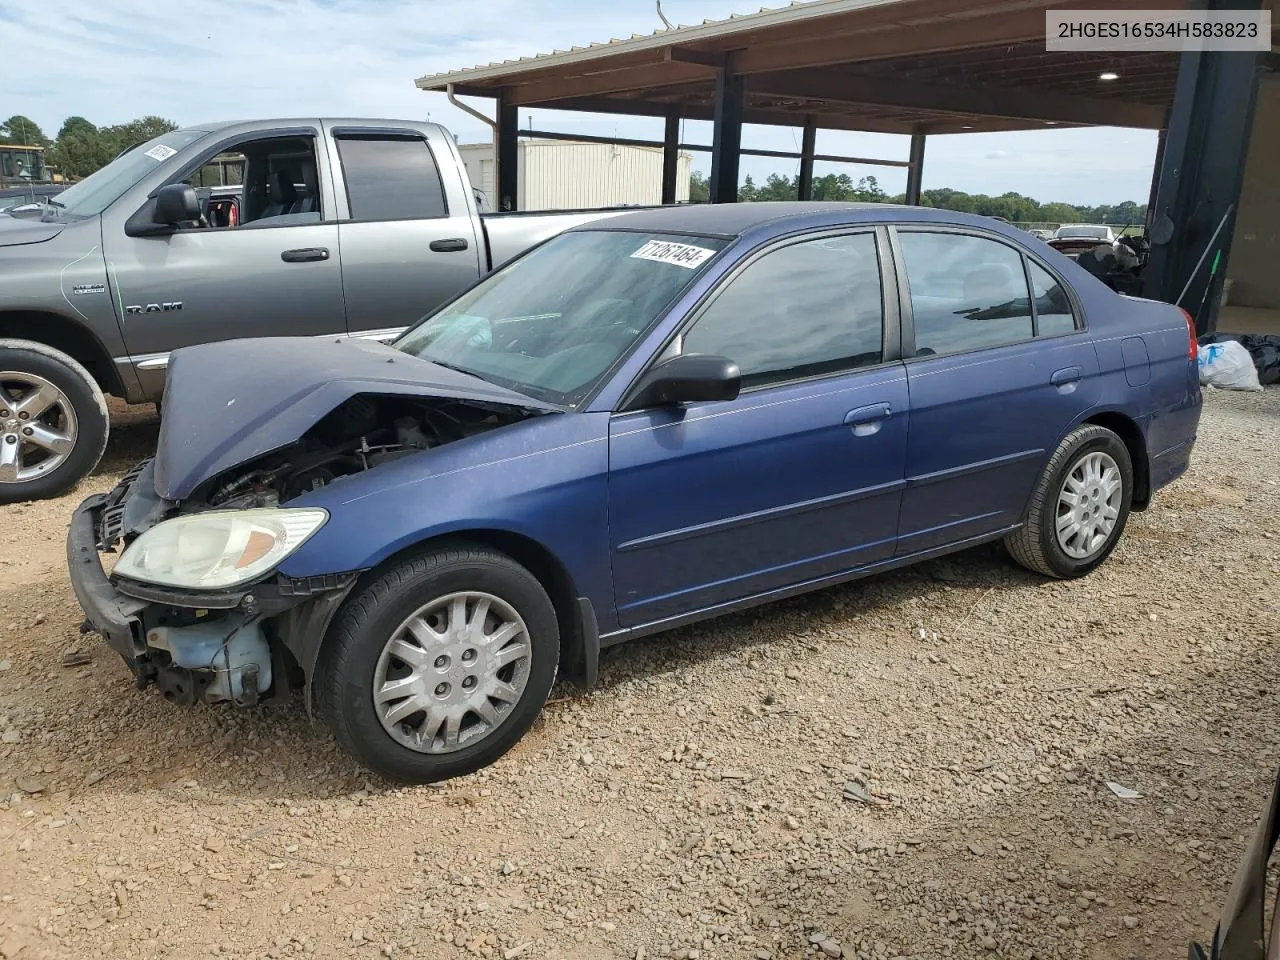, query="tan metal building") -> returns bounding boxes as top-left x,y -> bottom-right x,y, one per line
456,139 -> 692,210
